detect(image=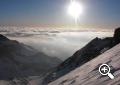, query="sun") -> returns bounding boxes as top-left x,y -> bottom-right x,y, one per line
68,1 -> 83,20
